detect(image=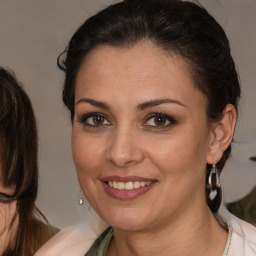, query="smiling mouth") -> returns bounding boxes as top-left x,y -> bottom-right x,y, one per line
102,178 -> 156,200
107,181 -> 153,190
101,176 -> 156,199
